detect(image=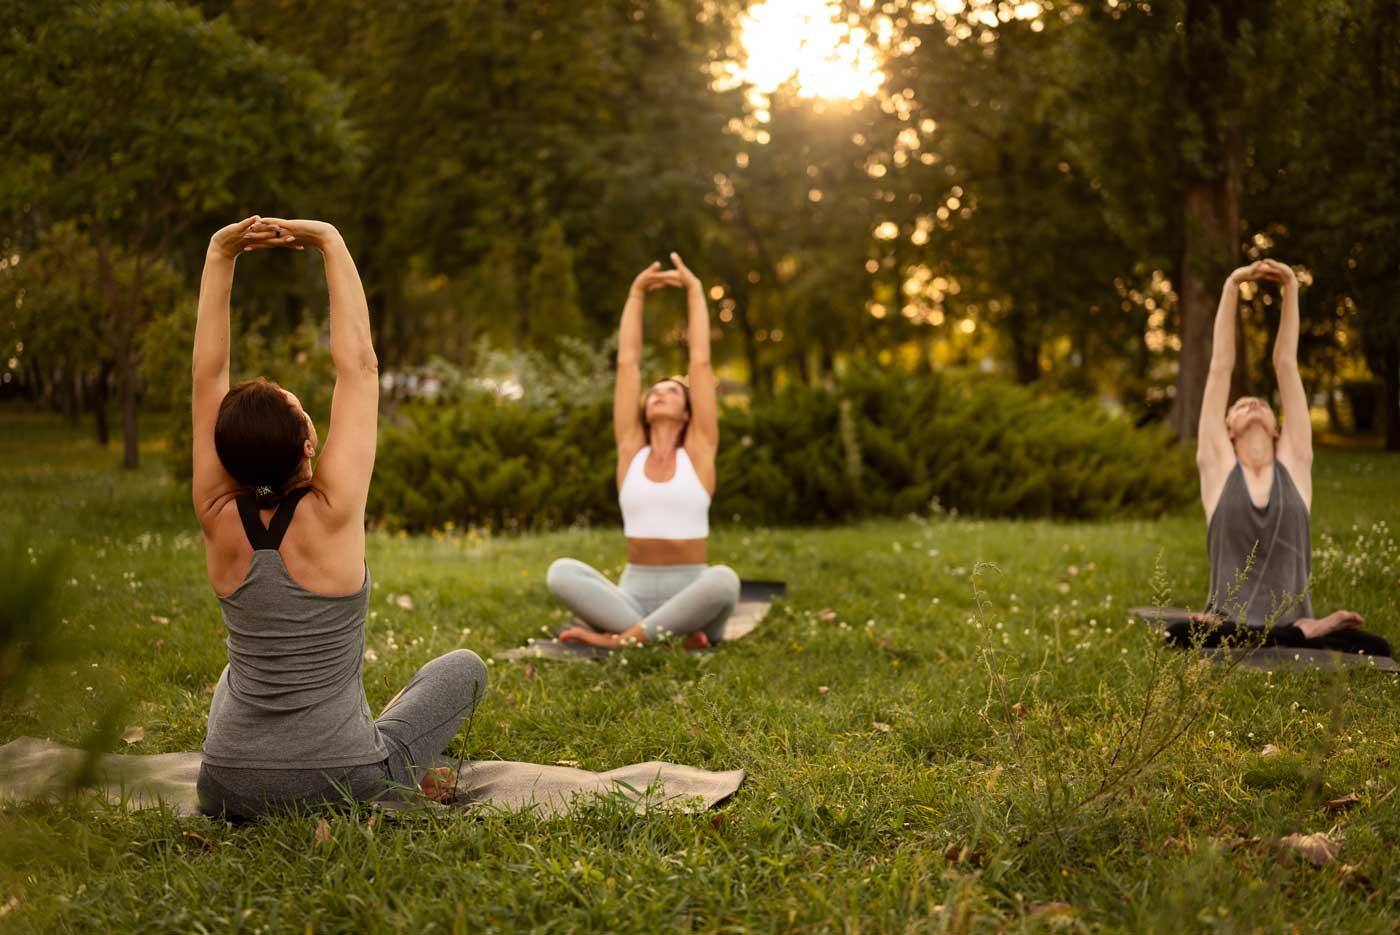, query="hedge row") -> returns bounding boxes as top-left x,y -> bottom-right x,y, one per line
368,369 -> 1195,530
